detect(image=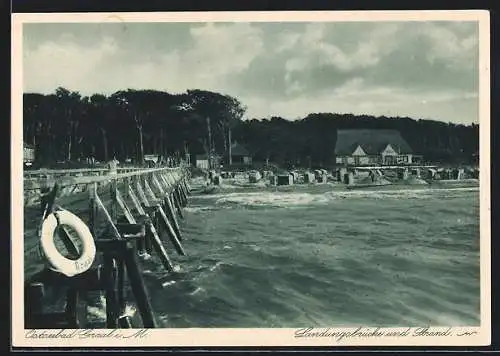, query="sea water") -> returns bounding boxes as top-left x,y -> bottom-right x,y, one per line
140,184 -> 480,328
